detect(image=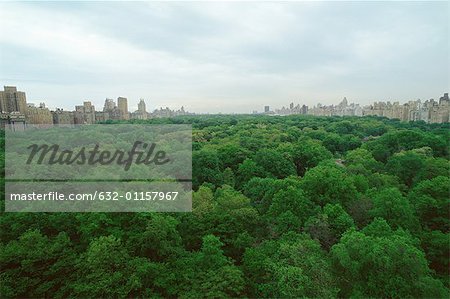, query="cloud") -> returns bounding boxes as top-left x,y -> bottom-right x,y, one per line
0,1 -> 448,113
